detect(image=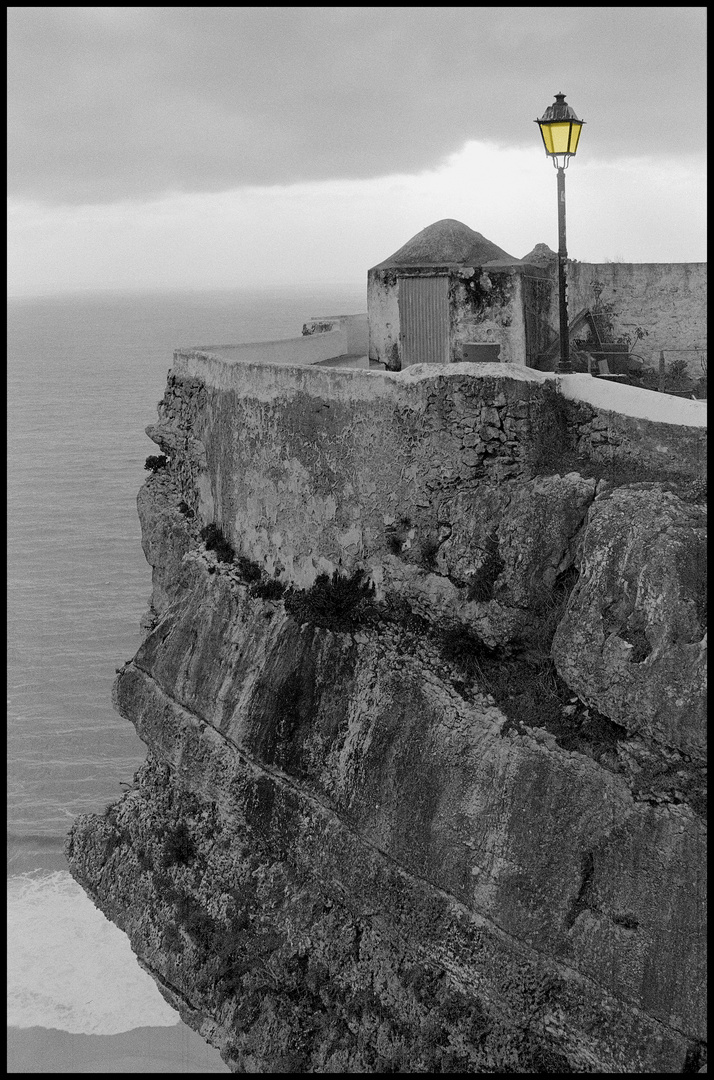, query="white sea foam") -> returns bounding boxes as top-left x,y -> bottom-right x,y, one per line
7,870 -> 179,1034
